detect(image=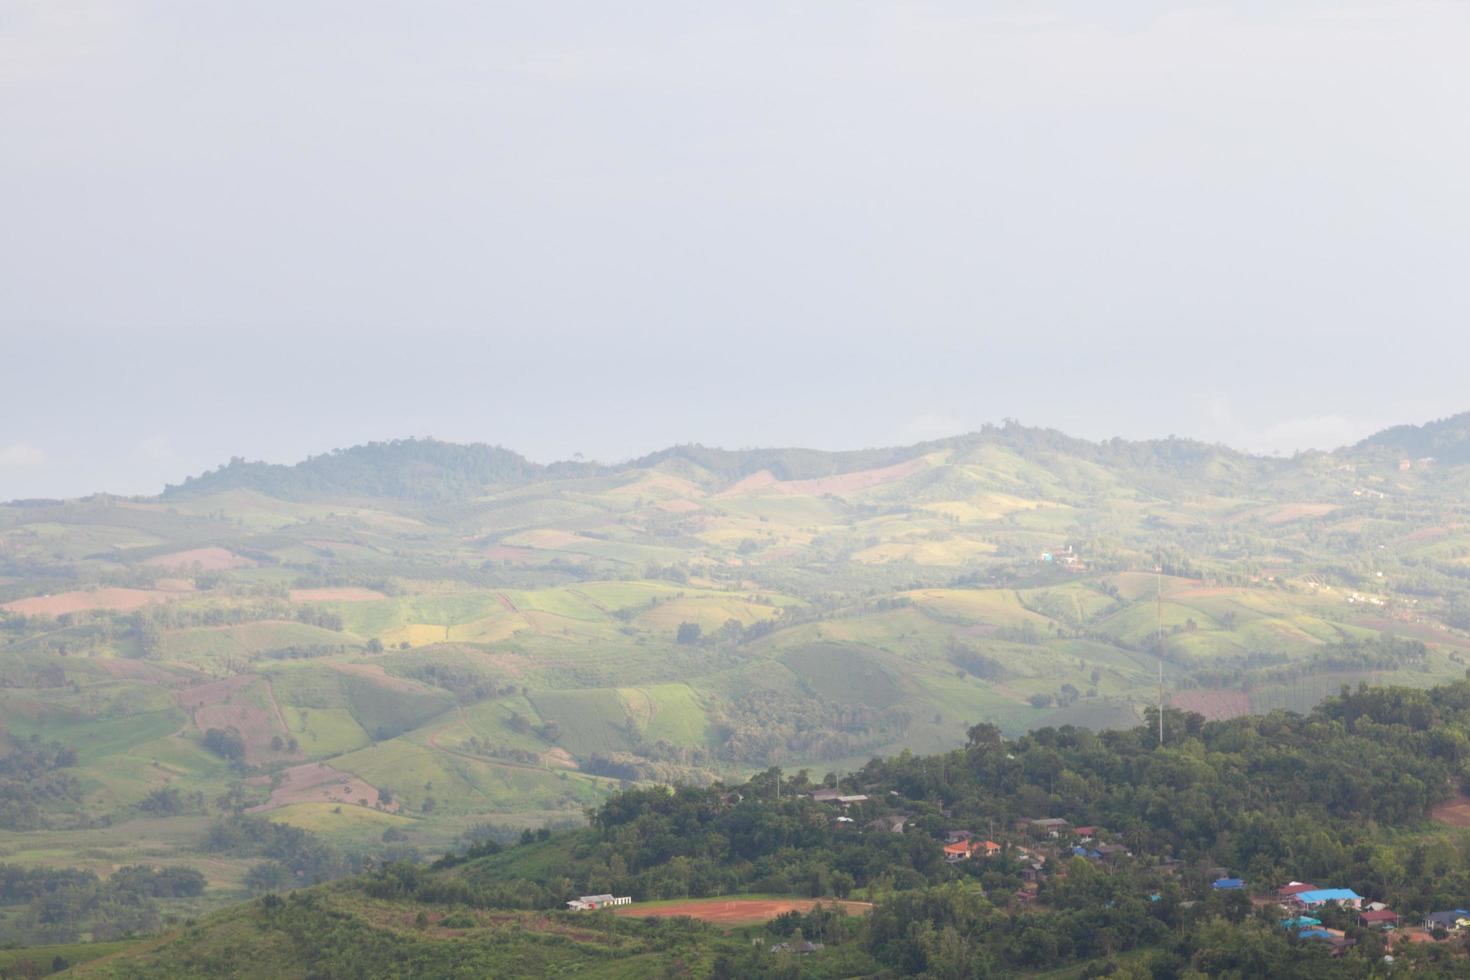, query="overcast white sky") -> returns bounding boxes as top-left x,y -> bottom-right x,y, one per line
3,1 -> 1469,499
